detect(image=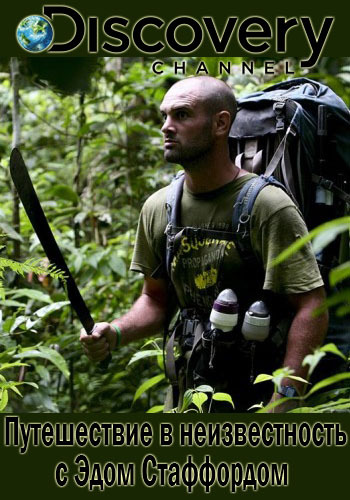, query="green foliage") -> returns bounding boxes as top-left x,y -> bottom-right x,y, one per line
0,248 -> 66,300
14,345 -> 70,379
133,374 -> 166,404
271,217 -> 350,267
0,243 -> 69,411
163,385 -> 235,414
254,344 -> 350,413
271,216 -> 350,317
